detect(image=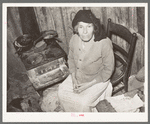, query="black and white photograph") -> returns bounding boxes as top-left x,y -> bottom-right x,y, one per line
3,3 -> 148,122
